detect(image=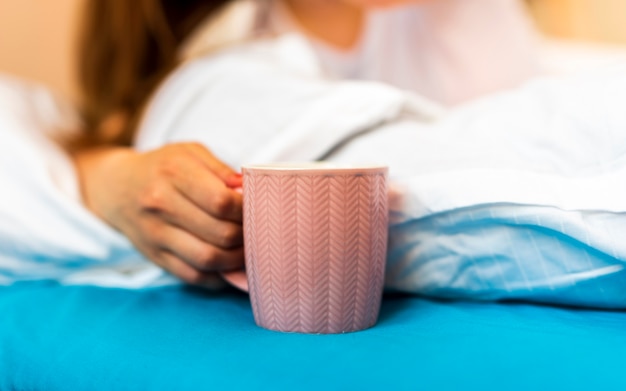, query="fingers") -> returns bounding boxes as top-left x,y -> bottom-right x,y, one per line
157,251 -> 227,289
170,155 -> 243,223
111,143 -> 247,288
224,173 -> 243,190
155,223 -> 245,273
156,189 -> 243,249
128,217 -> 242,287
117,223 -> 226,287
